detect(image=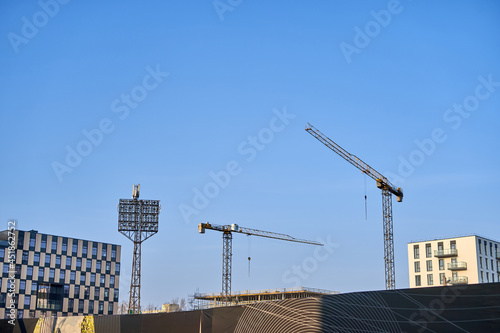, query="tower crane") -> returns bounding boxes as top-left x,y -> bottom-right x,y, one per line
198,222 -> 323,304
305,123 -> 403,290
